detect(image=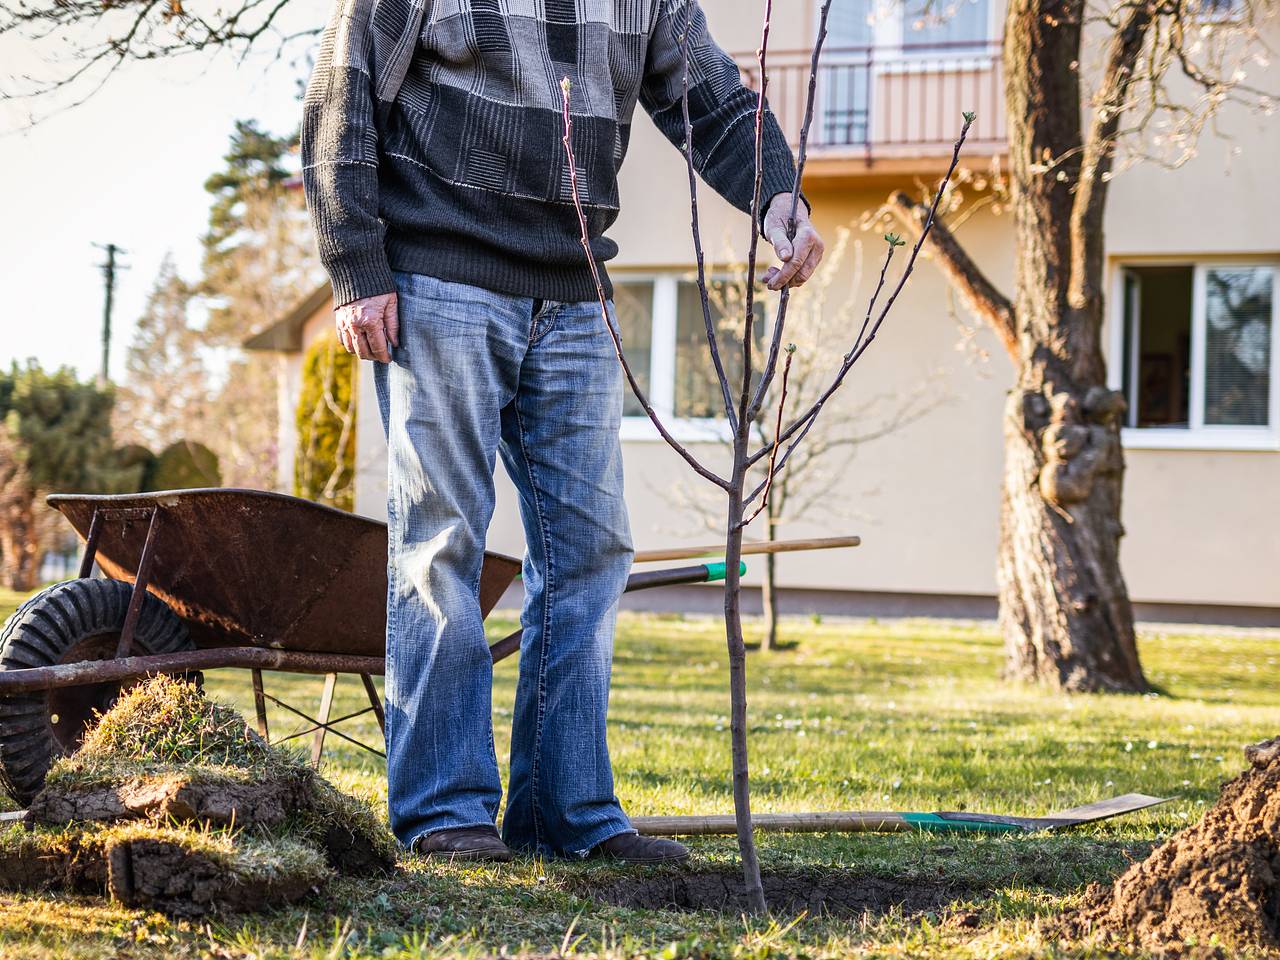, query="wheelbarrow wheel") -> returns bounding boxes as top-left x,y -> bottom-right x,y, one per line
0,578 -> 194,805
